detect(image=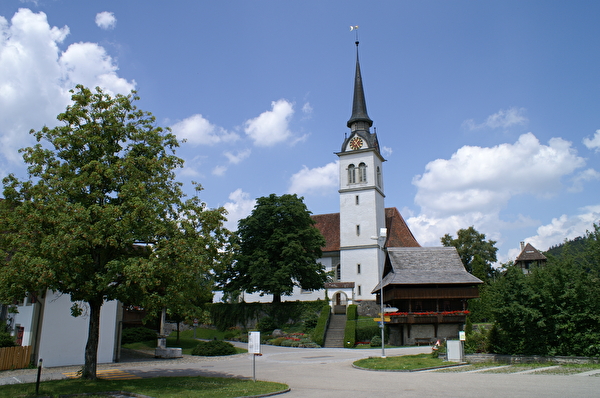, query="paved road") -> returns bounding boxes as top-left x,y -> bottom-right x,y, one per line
2,344 -> 598,397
